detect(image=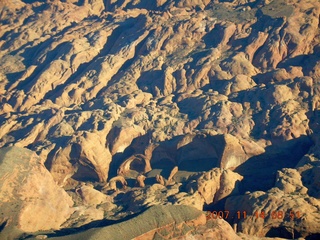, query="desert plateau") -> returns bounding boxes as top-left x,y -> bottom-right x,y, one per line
0,0 -> 320,239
